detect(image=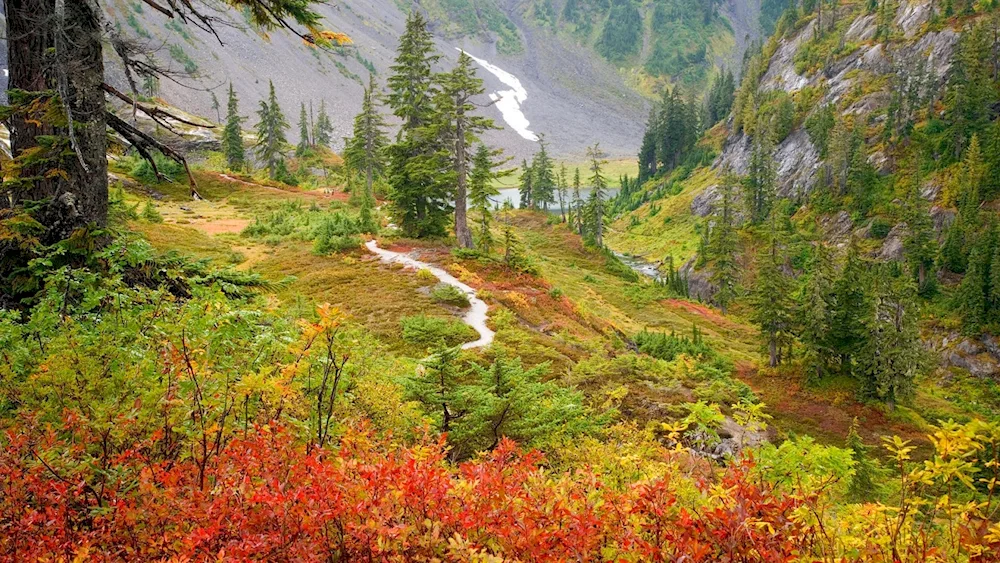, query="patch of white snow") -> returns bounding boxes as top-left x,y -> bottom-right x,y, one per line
458,49 -> 539,142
